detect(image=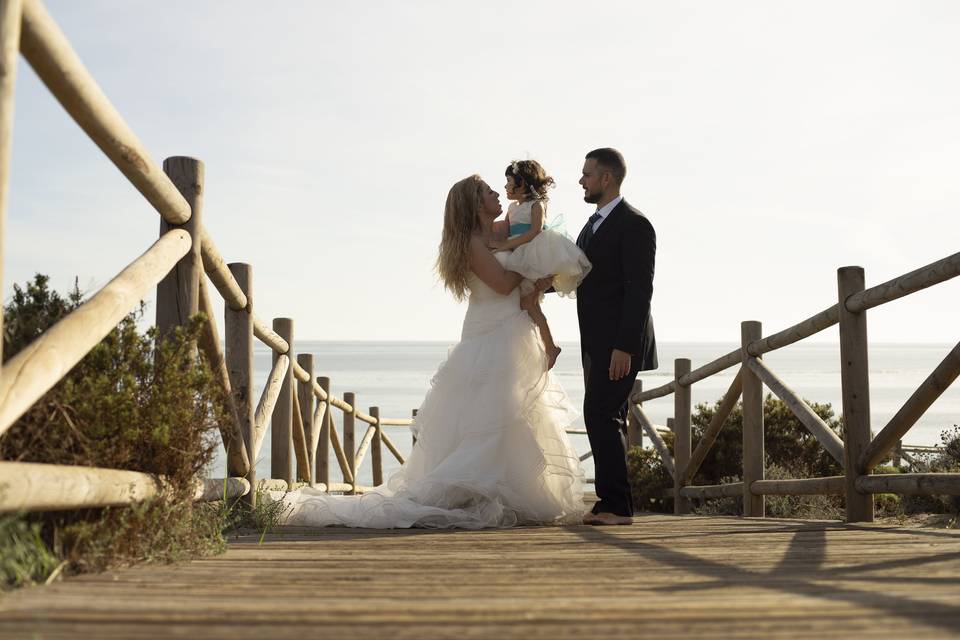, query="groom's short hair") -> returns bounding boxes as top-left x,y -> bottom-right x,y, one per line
585,148 -> 626,185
